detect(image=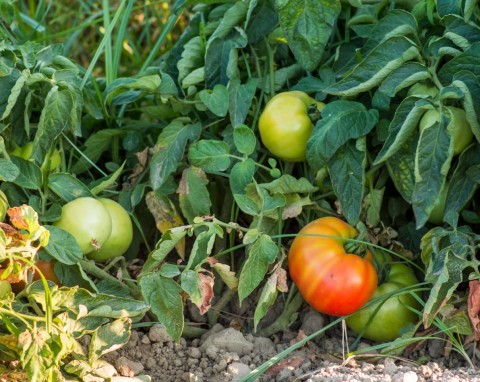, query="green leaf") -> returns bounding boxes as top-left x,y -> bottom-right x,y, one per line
328,138 -> 366,225
438,43 -> 480,84
238,234 -> 278,304
9,157 -> 41,190
0,158 -> 19,182
198,84 -> 229,117
159,263 -> 181,278
230,159 -> 256,195
178,36 -> 204,85
421,227 -> 475,327
103,75 -> 161,105
451,71 -> 480,141
444,144 -> 480,227
386,132 -> 418,203
261,175 -> 317,194
325,36 -> 420,96
306,100 -> 378,171
139,272 -> 184,341
186,224 -> 223,271
234,194 -> 260,216
48,173 -> 94,202
188,140 -> 231,172
412,118 -> 453,228
443,14 -> 480,50
274,0 -> 340,72
150,119 -> 202,190
228,76 -> 258,127
254,270 -> 279,331
90,162 -> 126,196
233,124 -> 257,156
142,228 -> 188,274
0,1 -> 14,24
32,86 -> 74,164
1,69 -> 28,120
43,225 -> 83,265
178,167 -> 212,224
376,62 -> 430,98
364,188 -> 385,228
374,97 -> 427,164
0,69 -> 21,117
